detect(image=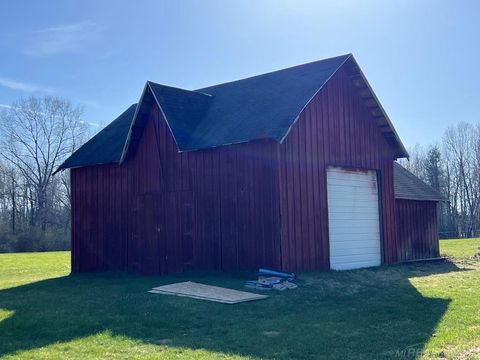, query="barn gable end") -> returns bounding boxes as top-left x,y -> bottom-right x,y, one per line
278,65 -> 398,270
72,97 -> 282,274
